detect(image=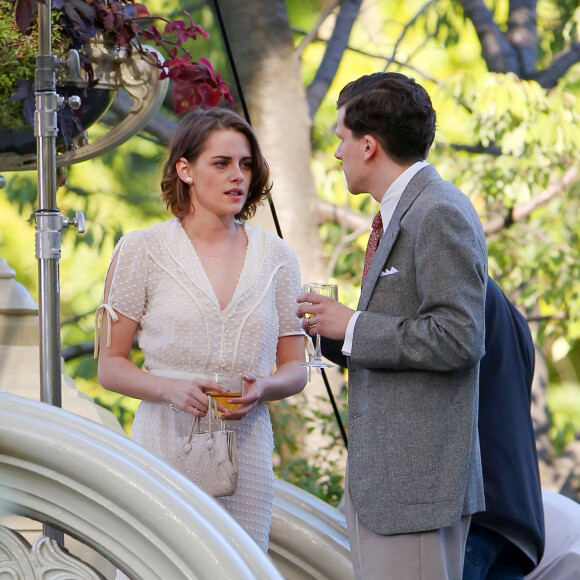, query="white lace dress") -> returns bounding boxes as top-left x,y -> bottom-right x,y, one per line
96,217 -> 303,550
